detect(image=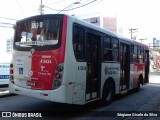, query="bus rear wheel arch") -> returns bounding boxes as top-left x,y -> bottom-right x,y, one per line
102,79 -> 115,105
